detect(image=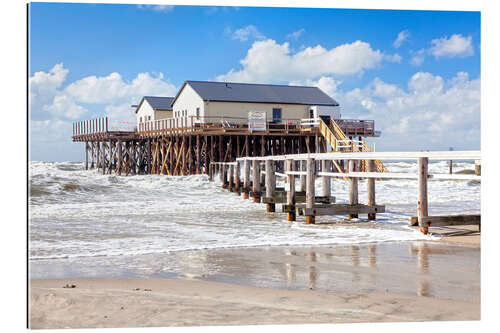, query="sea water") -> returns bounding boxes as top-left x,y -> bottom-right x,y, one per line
28,160 -> 480,278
